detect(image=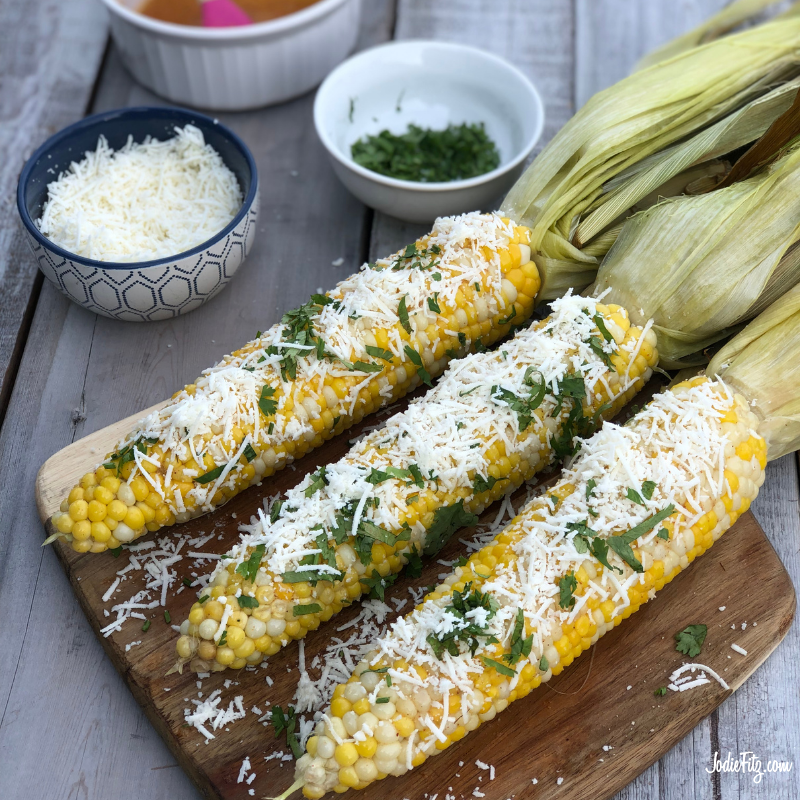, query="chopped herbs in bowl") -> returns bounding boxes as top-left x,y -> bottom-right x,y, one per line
314,40 -> 544,221
351,122 -> 501,183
